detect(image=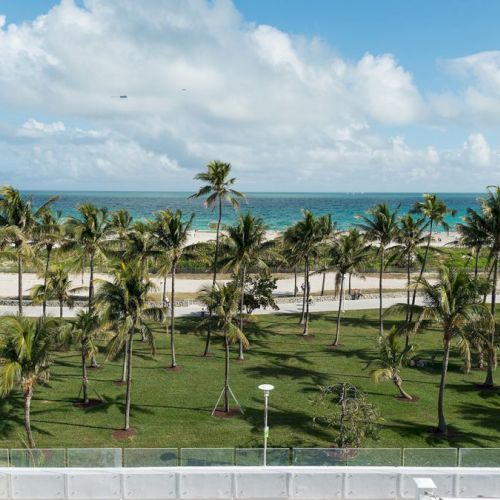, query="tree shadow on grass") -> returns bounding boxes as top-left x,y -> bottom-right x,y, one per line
456,400 -> 500,437
243,362 -> 329,385
0,395 -> 24,438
